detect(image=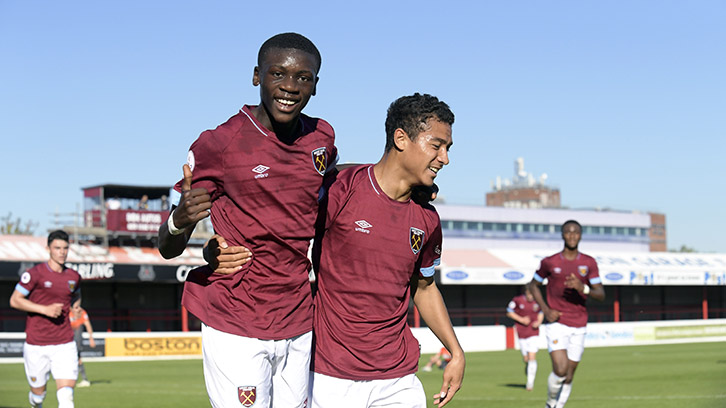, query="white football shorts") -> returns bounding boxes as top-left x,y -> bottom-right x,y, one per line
309,371 -> 426,408
201,323 -> 312,408
23,341 -> 78,387
544,322 -> 586,362
518,335 -> 540,357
